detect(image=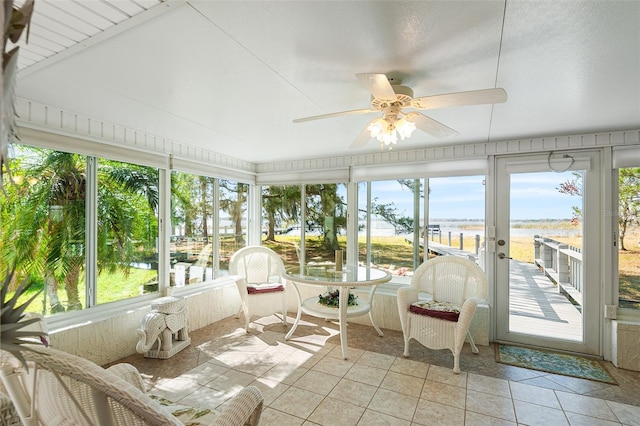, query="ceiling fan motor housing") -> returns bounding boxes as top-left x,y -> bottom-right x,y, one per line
370,84 -> 414,113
